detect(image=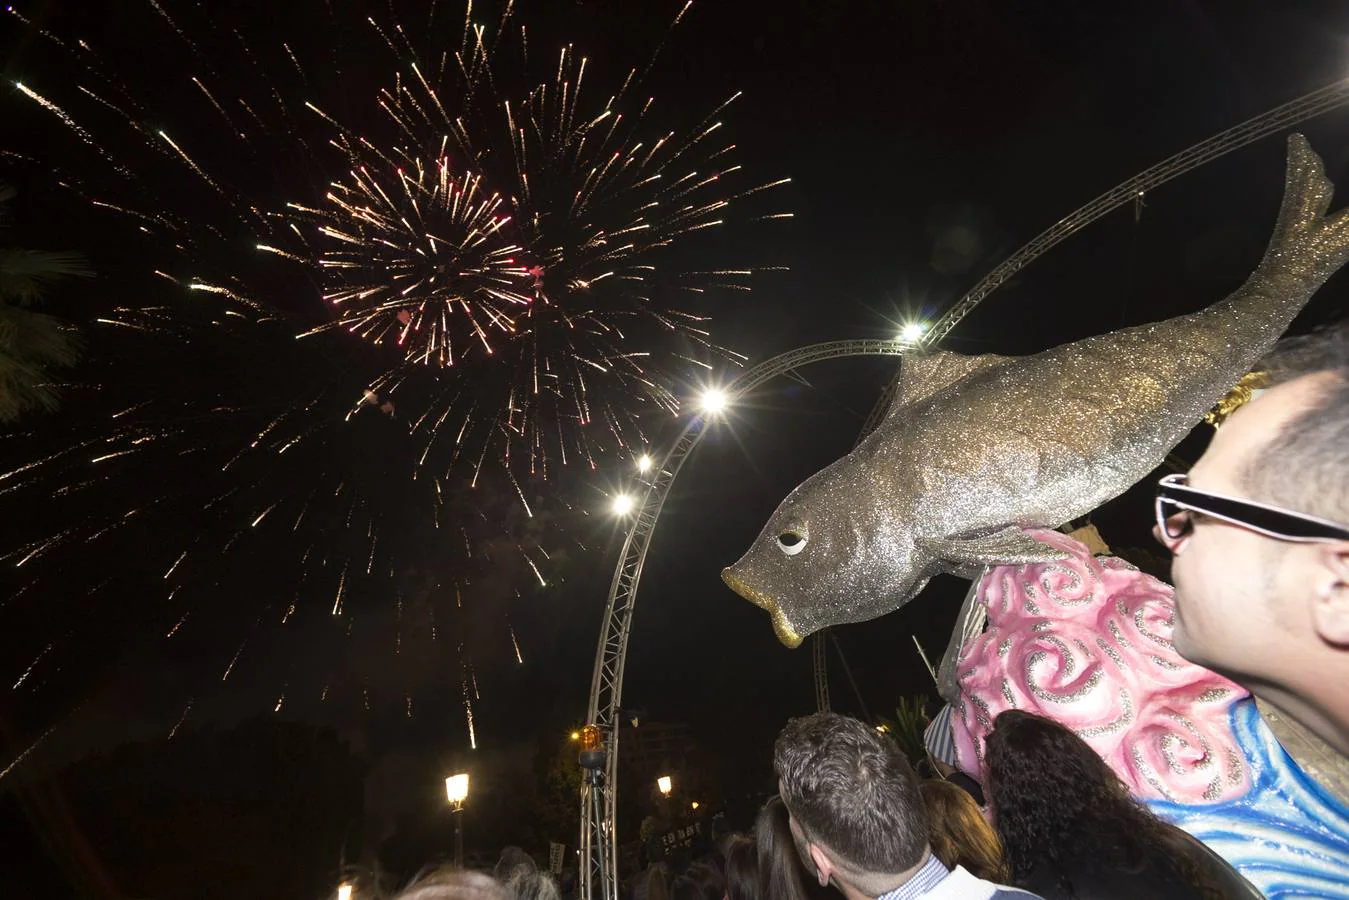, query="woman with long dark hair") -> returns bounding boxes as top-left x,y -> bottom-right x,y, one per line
722,836 -> 759,900
985,710 -> 1260,899
754,796 -> 815,900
